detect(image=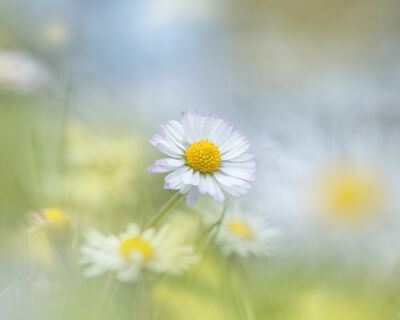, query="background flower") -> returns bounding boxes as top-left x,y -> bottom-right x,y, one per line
203,204 -> 280,258
256,116 -> 400,271
80,223 -> 199,282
